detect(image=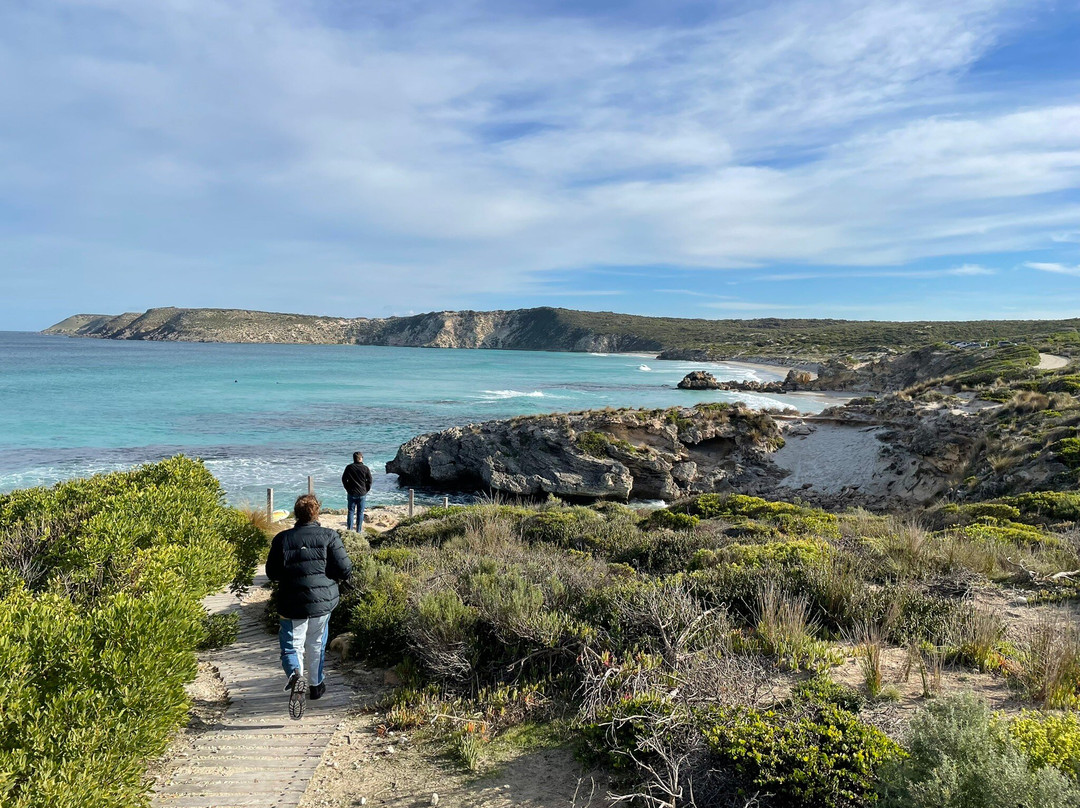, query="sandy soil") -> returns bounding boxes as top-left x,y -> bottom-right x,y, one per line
772,423 -> 889,495
299,667 -> 610,808
1038,353 -> 1070,370
277,505 -> 422,534
831,646 -> 1018,739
